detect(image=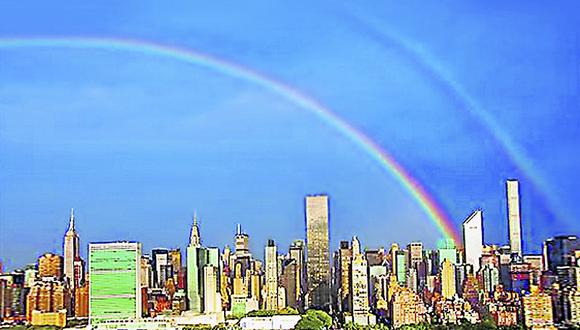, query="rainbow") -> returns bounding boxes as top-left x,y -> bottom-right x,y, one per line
342,14 -> 569,226
0,36 -> 462,244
